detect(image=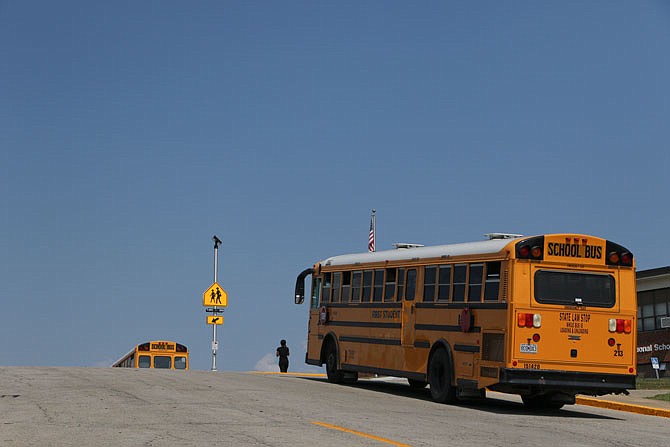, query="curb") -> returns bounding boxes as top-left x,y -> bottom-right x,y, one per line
575,396 -> 670,418
249,372 -> 327,378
